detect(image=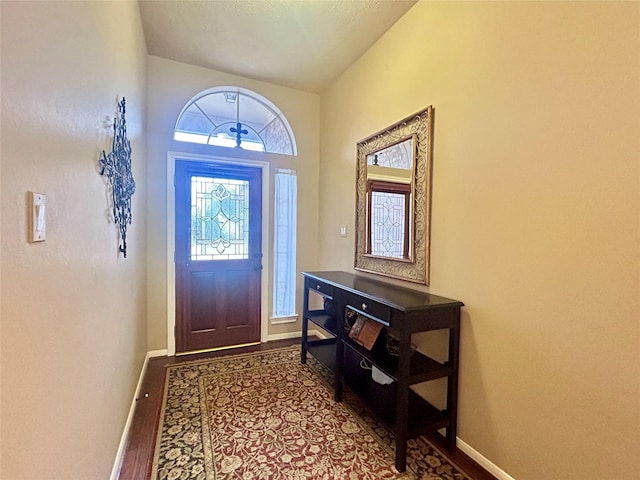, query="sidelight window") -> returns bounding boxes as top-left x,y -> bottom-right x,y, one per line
273,169 -> 297,317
